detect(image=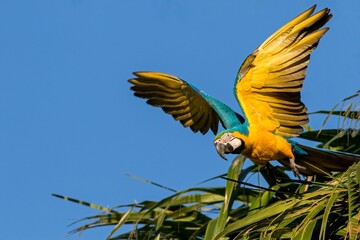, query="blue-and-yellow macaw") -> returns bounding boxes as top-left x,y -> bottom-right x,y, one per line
128,6 -> 359,177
